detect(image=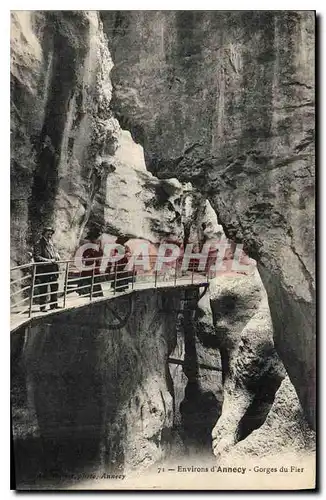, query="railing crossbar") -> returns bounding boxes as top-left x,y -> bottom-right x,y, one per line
35,271 -> 65,278
10,274 -> 32,286
67,272 -> 110,283
10,296 -> 30,308
10,285 -> 31,297
32,290 -> 59,300
11,254 -> 211,328
16,309 -> 30,317
115,275 -> 132,283
10,263 -> 33,272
